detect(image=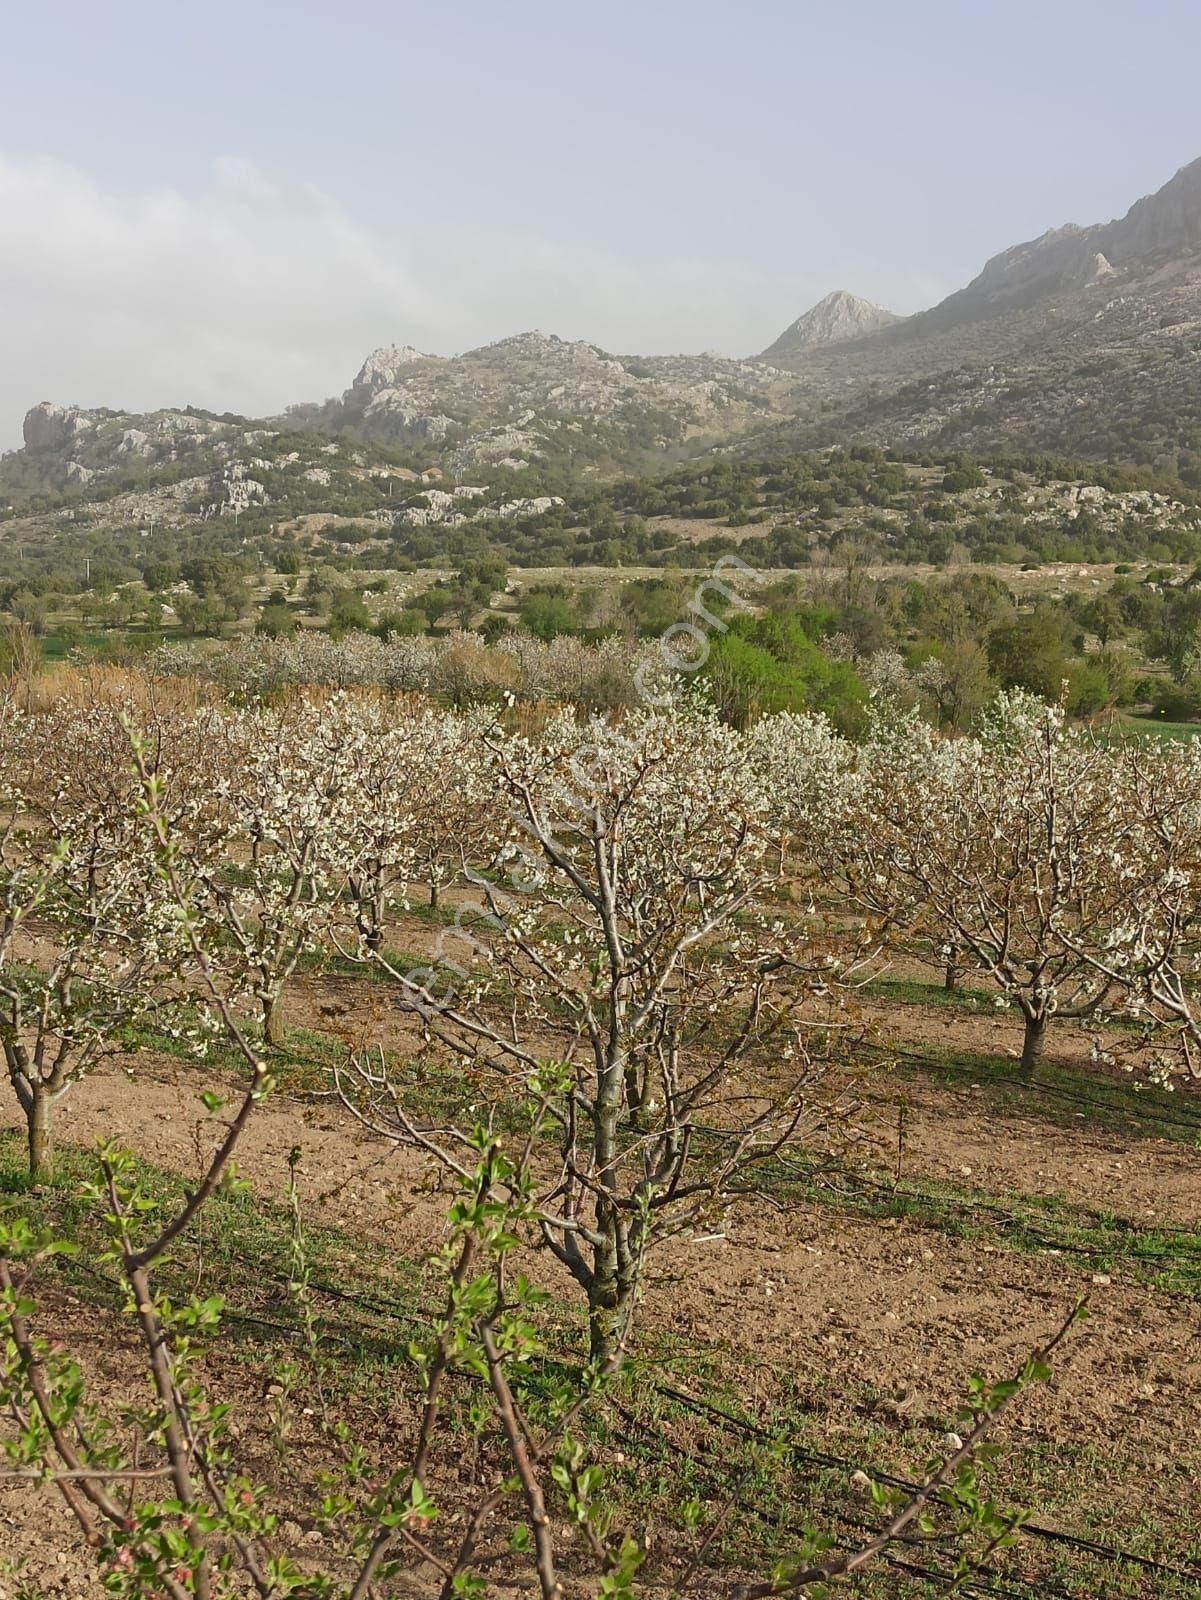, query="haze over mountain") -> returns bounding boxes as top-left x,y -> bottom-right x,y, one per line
10,0 -> 1201,454
897,155 -> 1201,335
755,155 -> 1201,478
12,332 -> 804,507
10,153 -> 1201,498
759,156 -> 1201,356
